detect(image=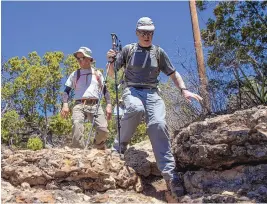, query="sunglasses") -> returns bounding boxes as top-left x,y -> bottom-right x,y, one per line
138,30 -> 154,37
77,57 -> 86,62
